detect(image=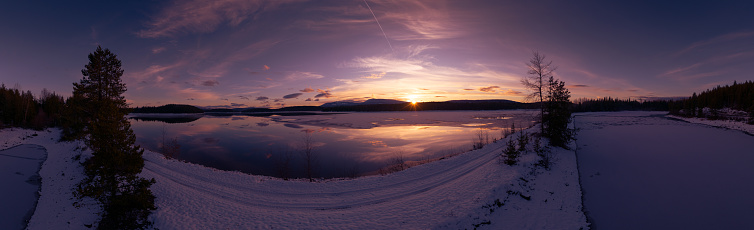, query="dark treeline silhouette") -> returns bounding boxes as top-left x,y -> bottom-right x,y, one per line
572,97 -> 670,112
0,85 -> 66,129
244,106 -> 321,112
131,104 -> 204,113
669,80 -> 754,123
322,101 -> 538,112
129,116 -> 202,123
